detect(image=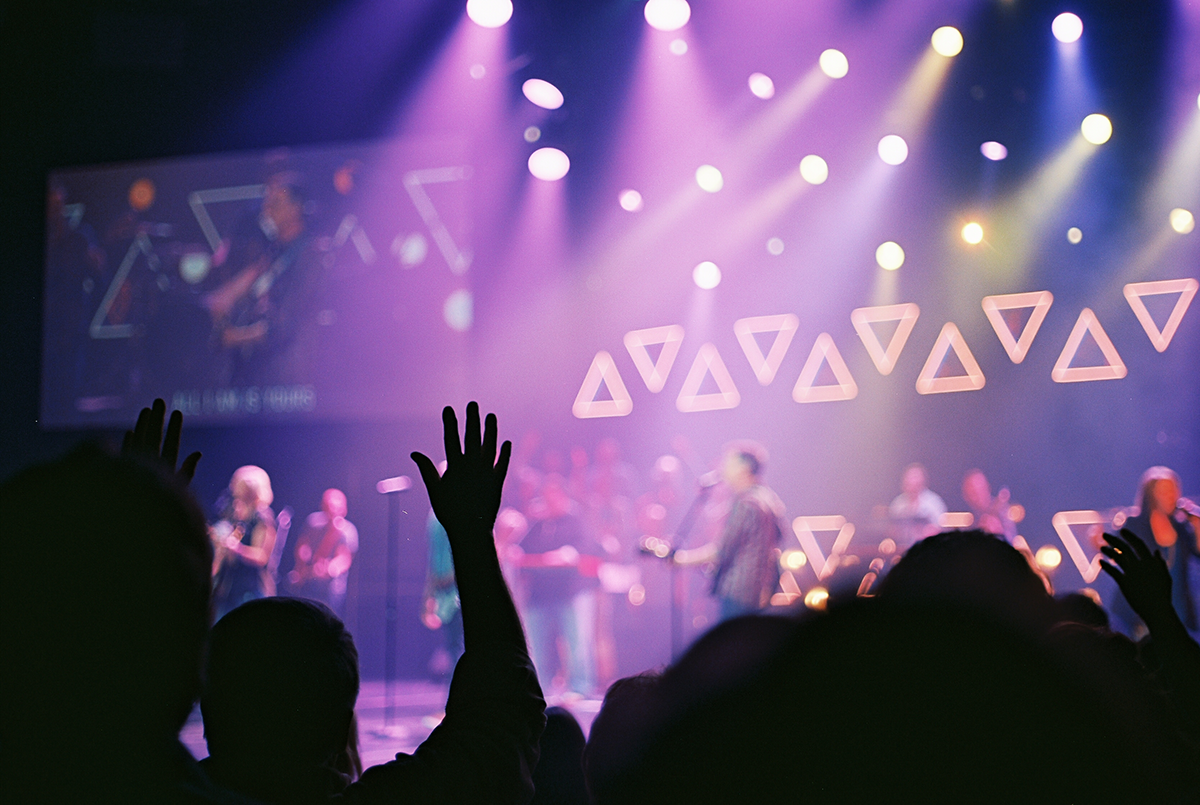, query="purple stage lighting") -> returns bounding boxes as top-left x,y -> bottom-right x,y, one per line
528,146 -> 570,180
522,78 -> 564,110
466,0 -> 513,29
644,0 -> 691,32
